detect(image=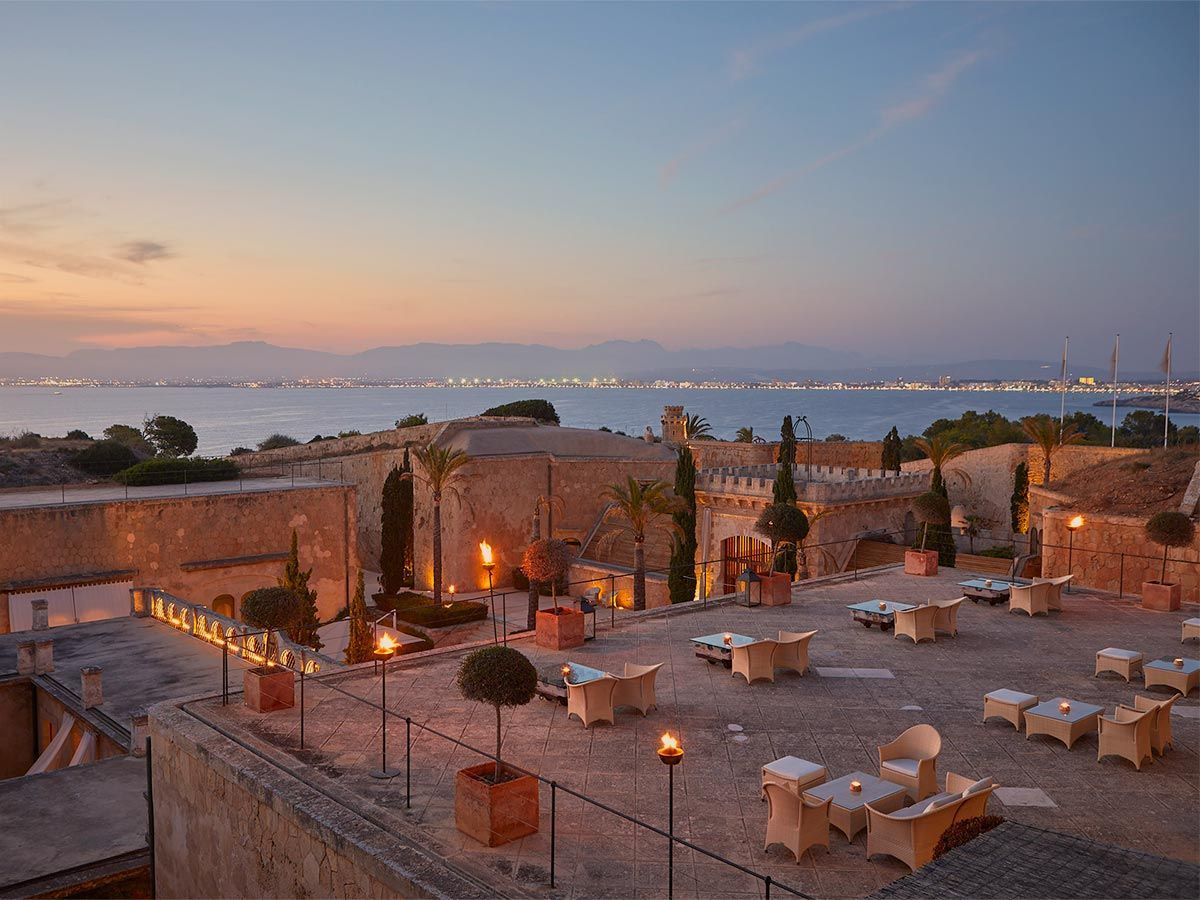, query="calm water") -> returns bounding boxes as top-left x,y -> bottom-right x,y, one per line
1,386 -> 1194,457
